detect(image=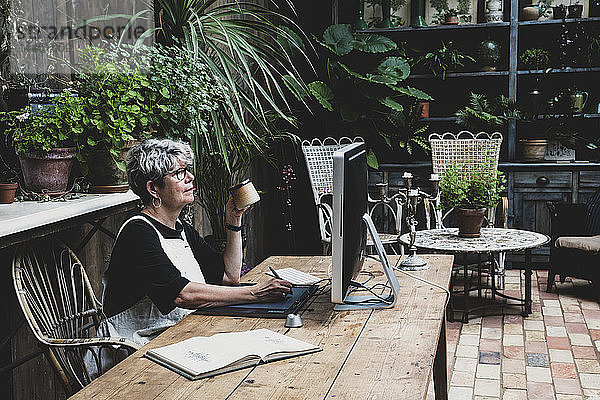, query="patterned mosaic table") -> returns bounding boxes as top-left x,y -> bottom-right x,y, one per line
400,228 -> 550,322
399,228 -> 550,254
